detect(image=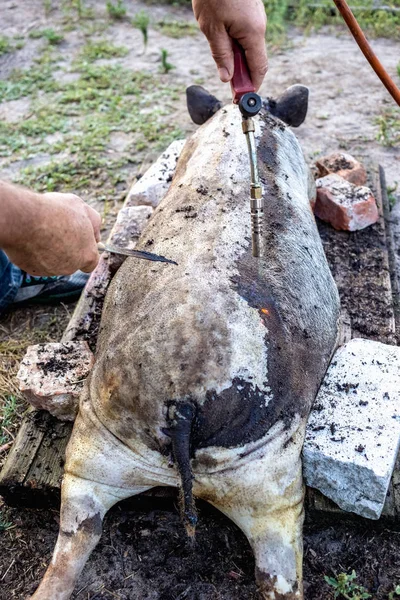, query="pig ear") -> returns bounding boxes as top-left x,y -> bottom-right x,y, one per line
266,84 -> 309,127
186,85 -> 223,125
